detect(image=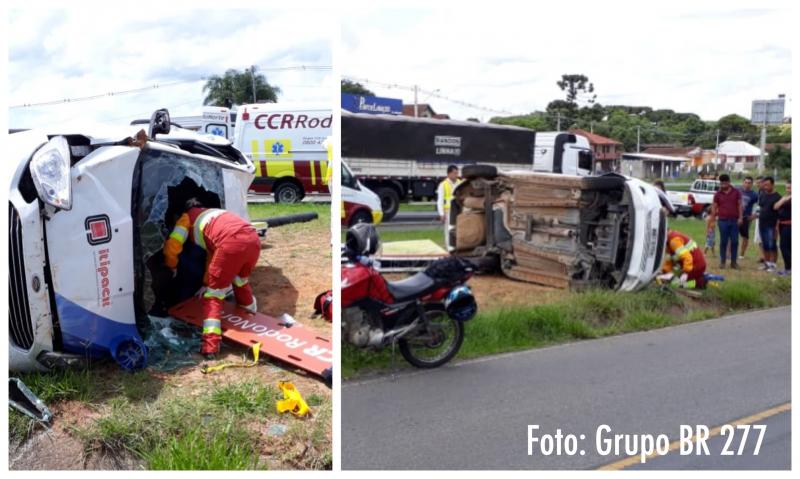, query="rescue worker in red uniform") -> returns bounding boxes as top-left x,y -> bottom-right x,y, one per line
662,229 -> 707,289
164,199 -> 260,357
